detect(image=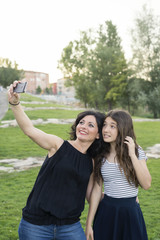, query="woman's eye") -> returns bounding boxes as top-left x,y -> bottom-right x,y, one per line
79,121 -> 84,125
89,123 -> 94,128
